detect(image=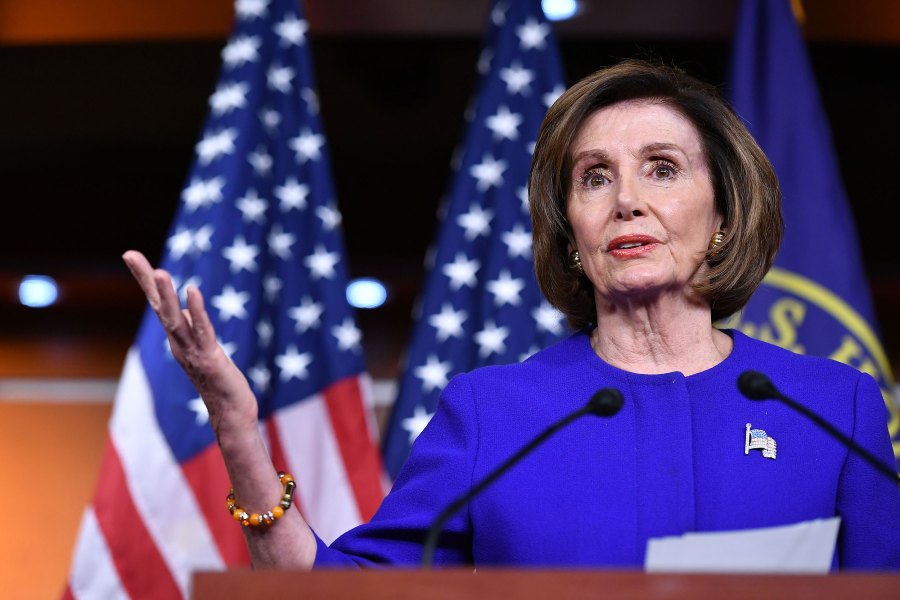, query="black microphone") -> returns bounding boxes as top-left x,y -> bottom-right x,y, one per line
737,370 -> 900,485
420,387 -> 624,568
